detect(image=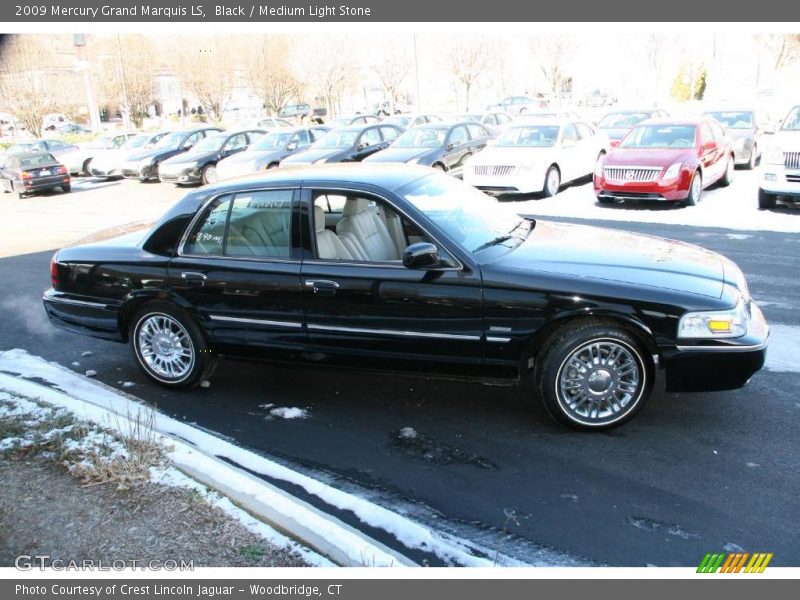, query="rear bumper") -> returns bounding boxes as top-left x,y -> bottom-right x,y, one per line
42,289 -> 123,342
16,175 -> 70,194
